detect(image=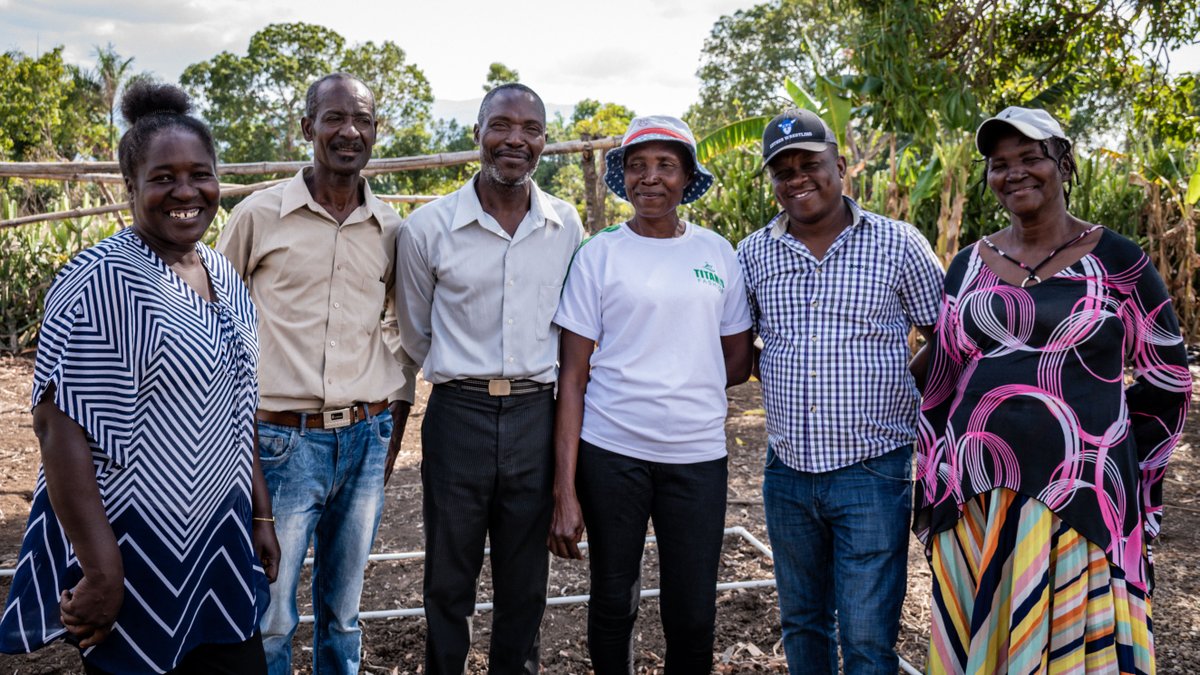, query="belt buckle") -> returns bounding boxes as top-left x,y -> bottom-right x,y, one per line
322,407 -> 353,429
487,379 -> 511,396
